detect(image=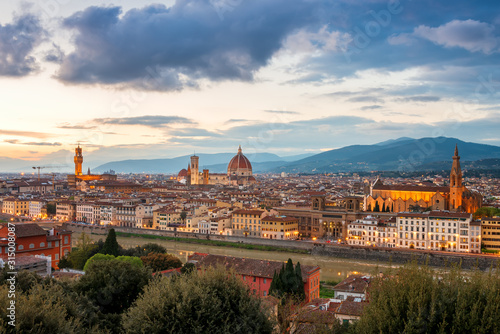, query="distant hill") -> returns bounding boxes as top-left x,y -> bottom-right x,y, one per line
92,152 -> 312,174
275,137 -> 500,173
